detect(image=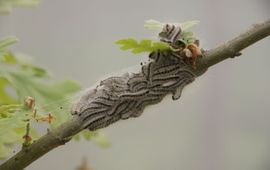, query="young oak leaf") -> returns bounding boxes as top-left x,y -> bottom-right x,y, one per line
116,38 -> 138,51
144,19 -> 164,31
116,38 -> 170,54
178,31 -> 196,45
144,19 -> 199,32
